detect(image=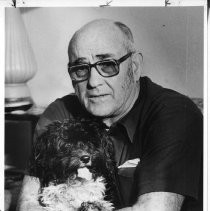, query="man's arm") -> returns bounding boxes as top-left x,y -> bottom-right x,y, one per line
16,175 -> 45,211
118,192 -> 184,211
